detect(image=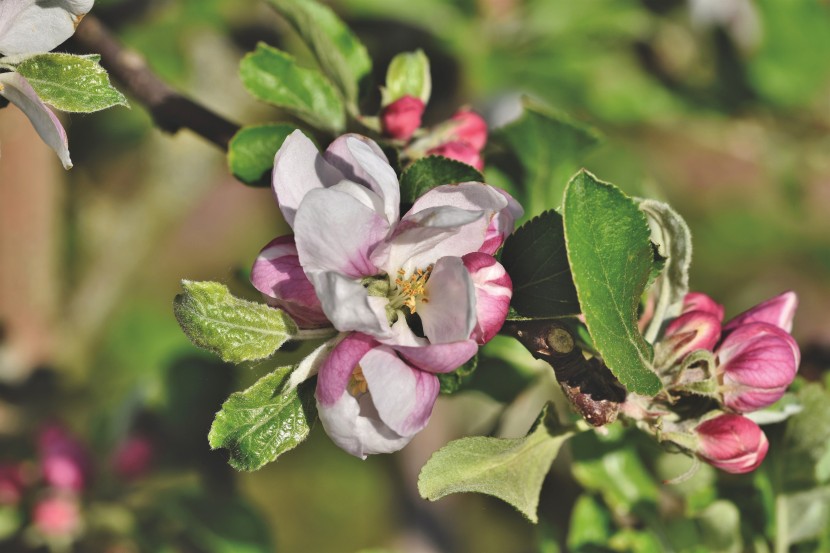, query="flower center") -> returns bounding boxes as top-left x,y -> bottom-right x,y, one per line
348,365 -> 368,397
388,265 -> 433,315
